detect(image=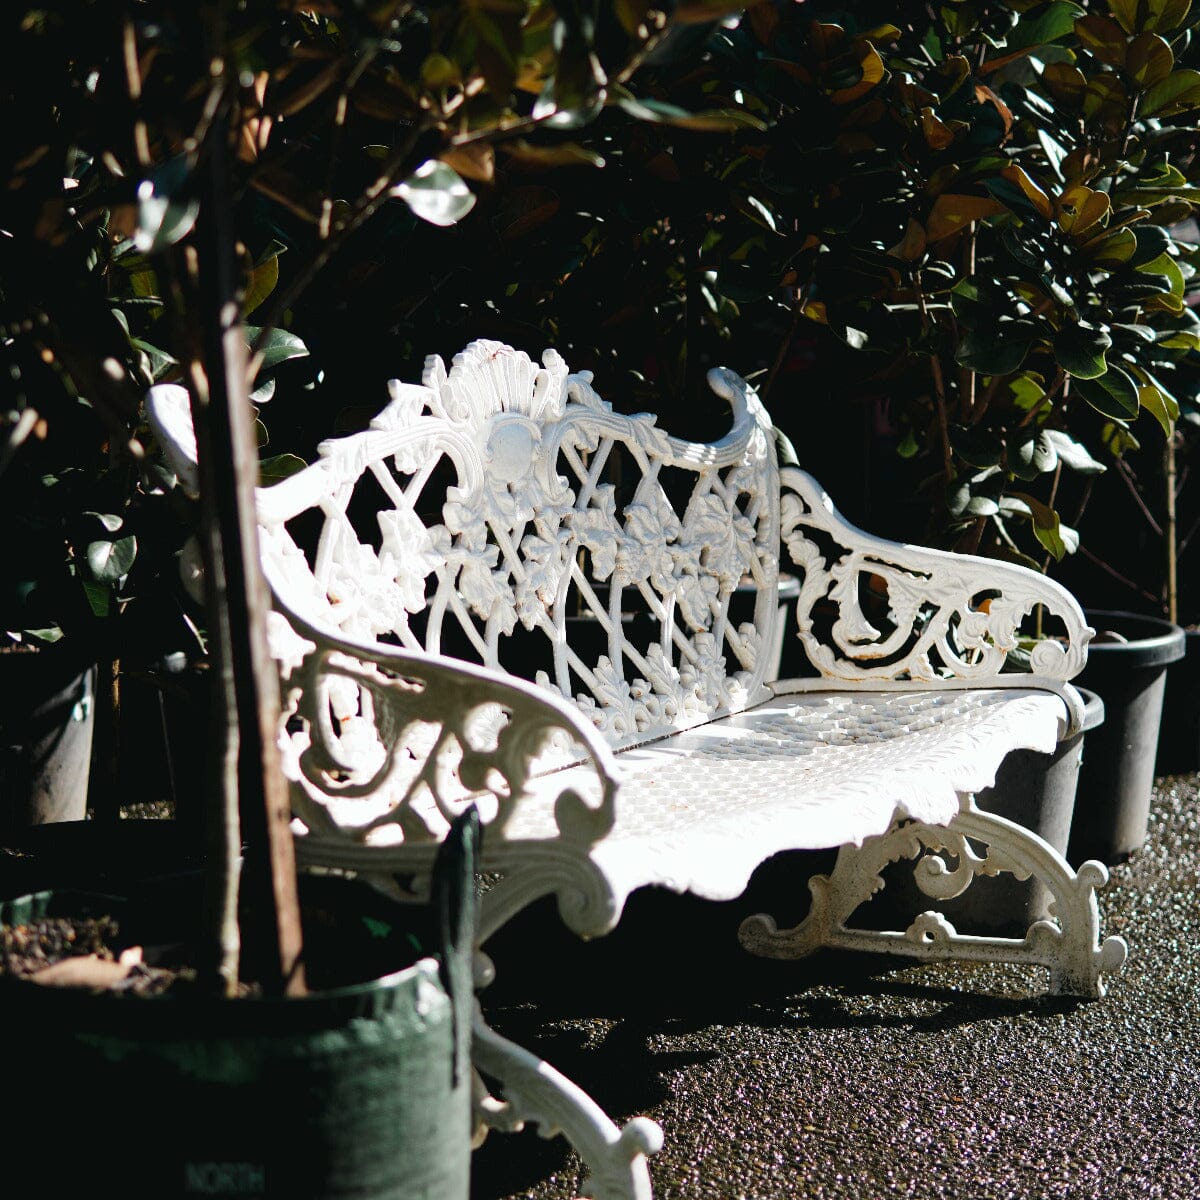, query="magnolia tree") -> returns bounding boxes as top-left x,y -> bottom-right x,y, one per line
0,0 -> 746,994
